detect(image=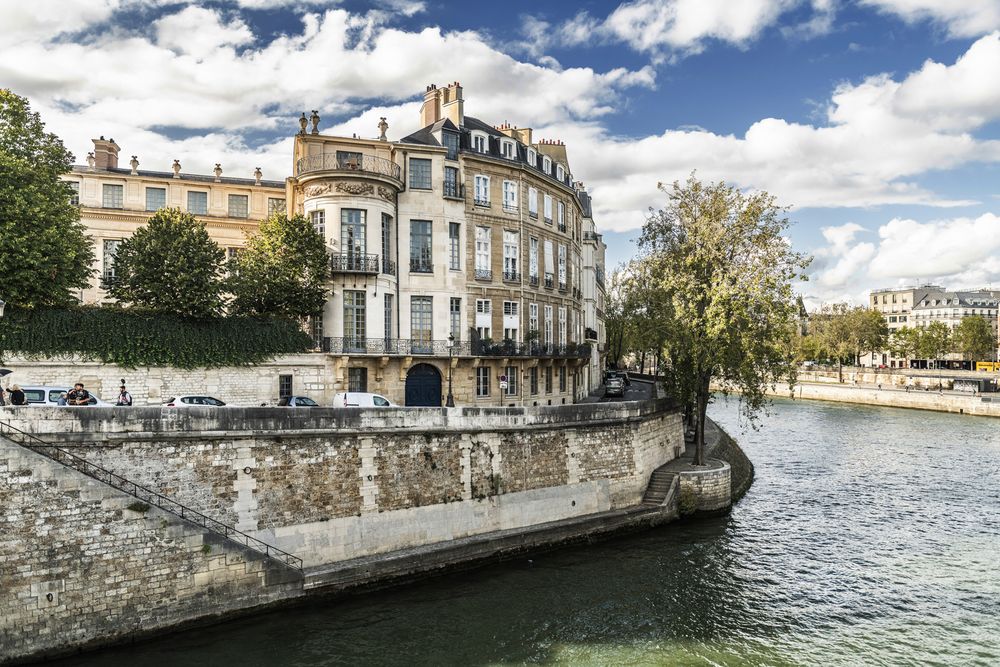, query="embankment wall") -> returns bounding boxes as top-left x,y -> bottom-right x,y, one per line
774,382 -> 1000,417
